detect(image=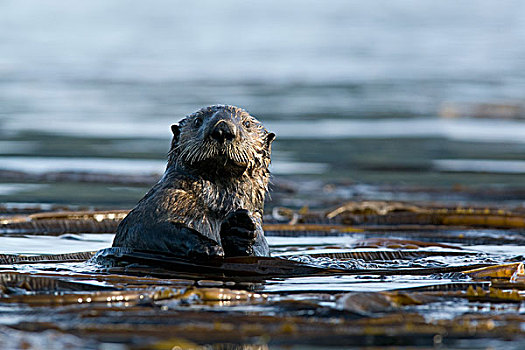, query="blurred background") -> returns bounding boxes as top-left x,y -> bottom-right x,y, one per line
1,0 -> 525,207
